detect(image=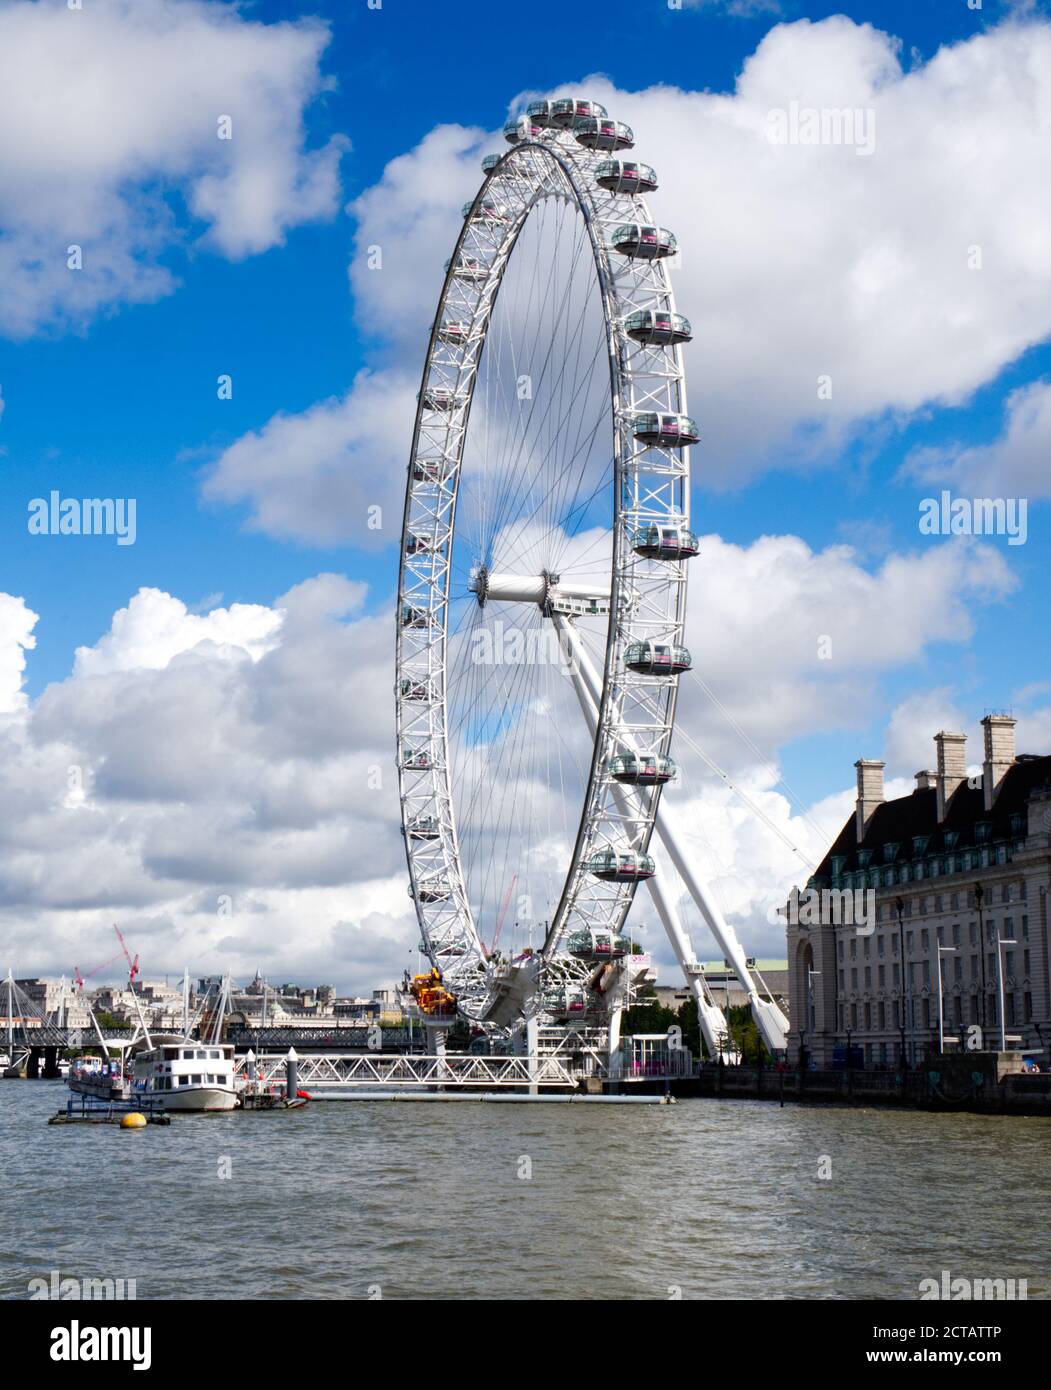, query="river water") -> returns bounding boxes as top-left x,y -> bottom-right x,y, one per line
1,1081 -> 1047,1300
